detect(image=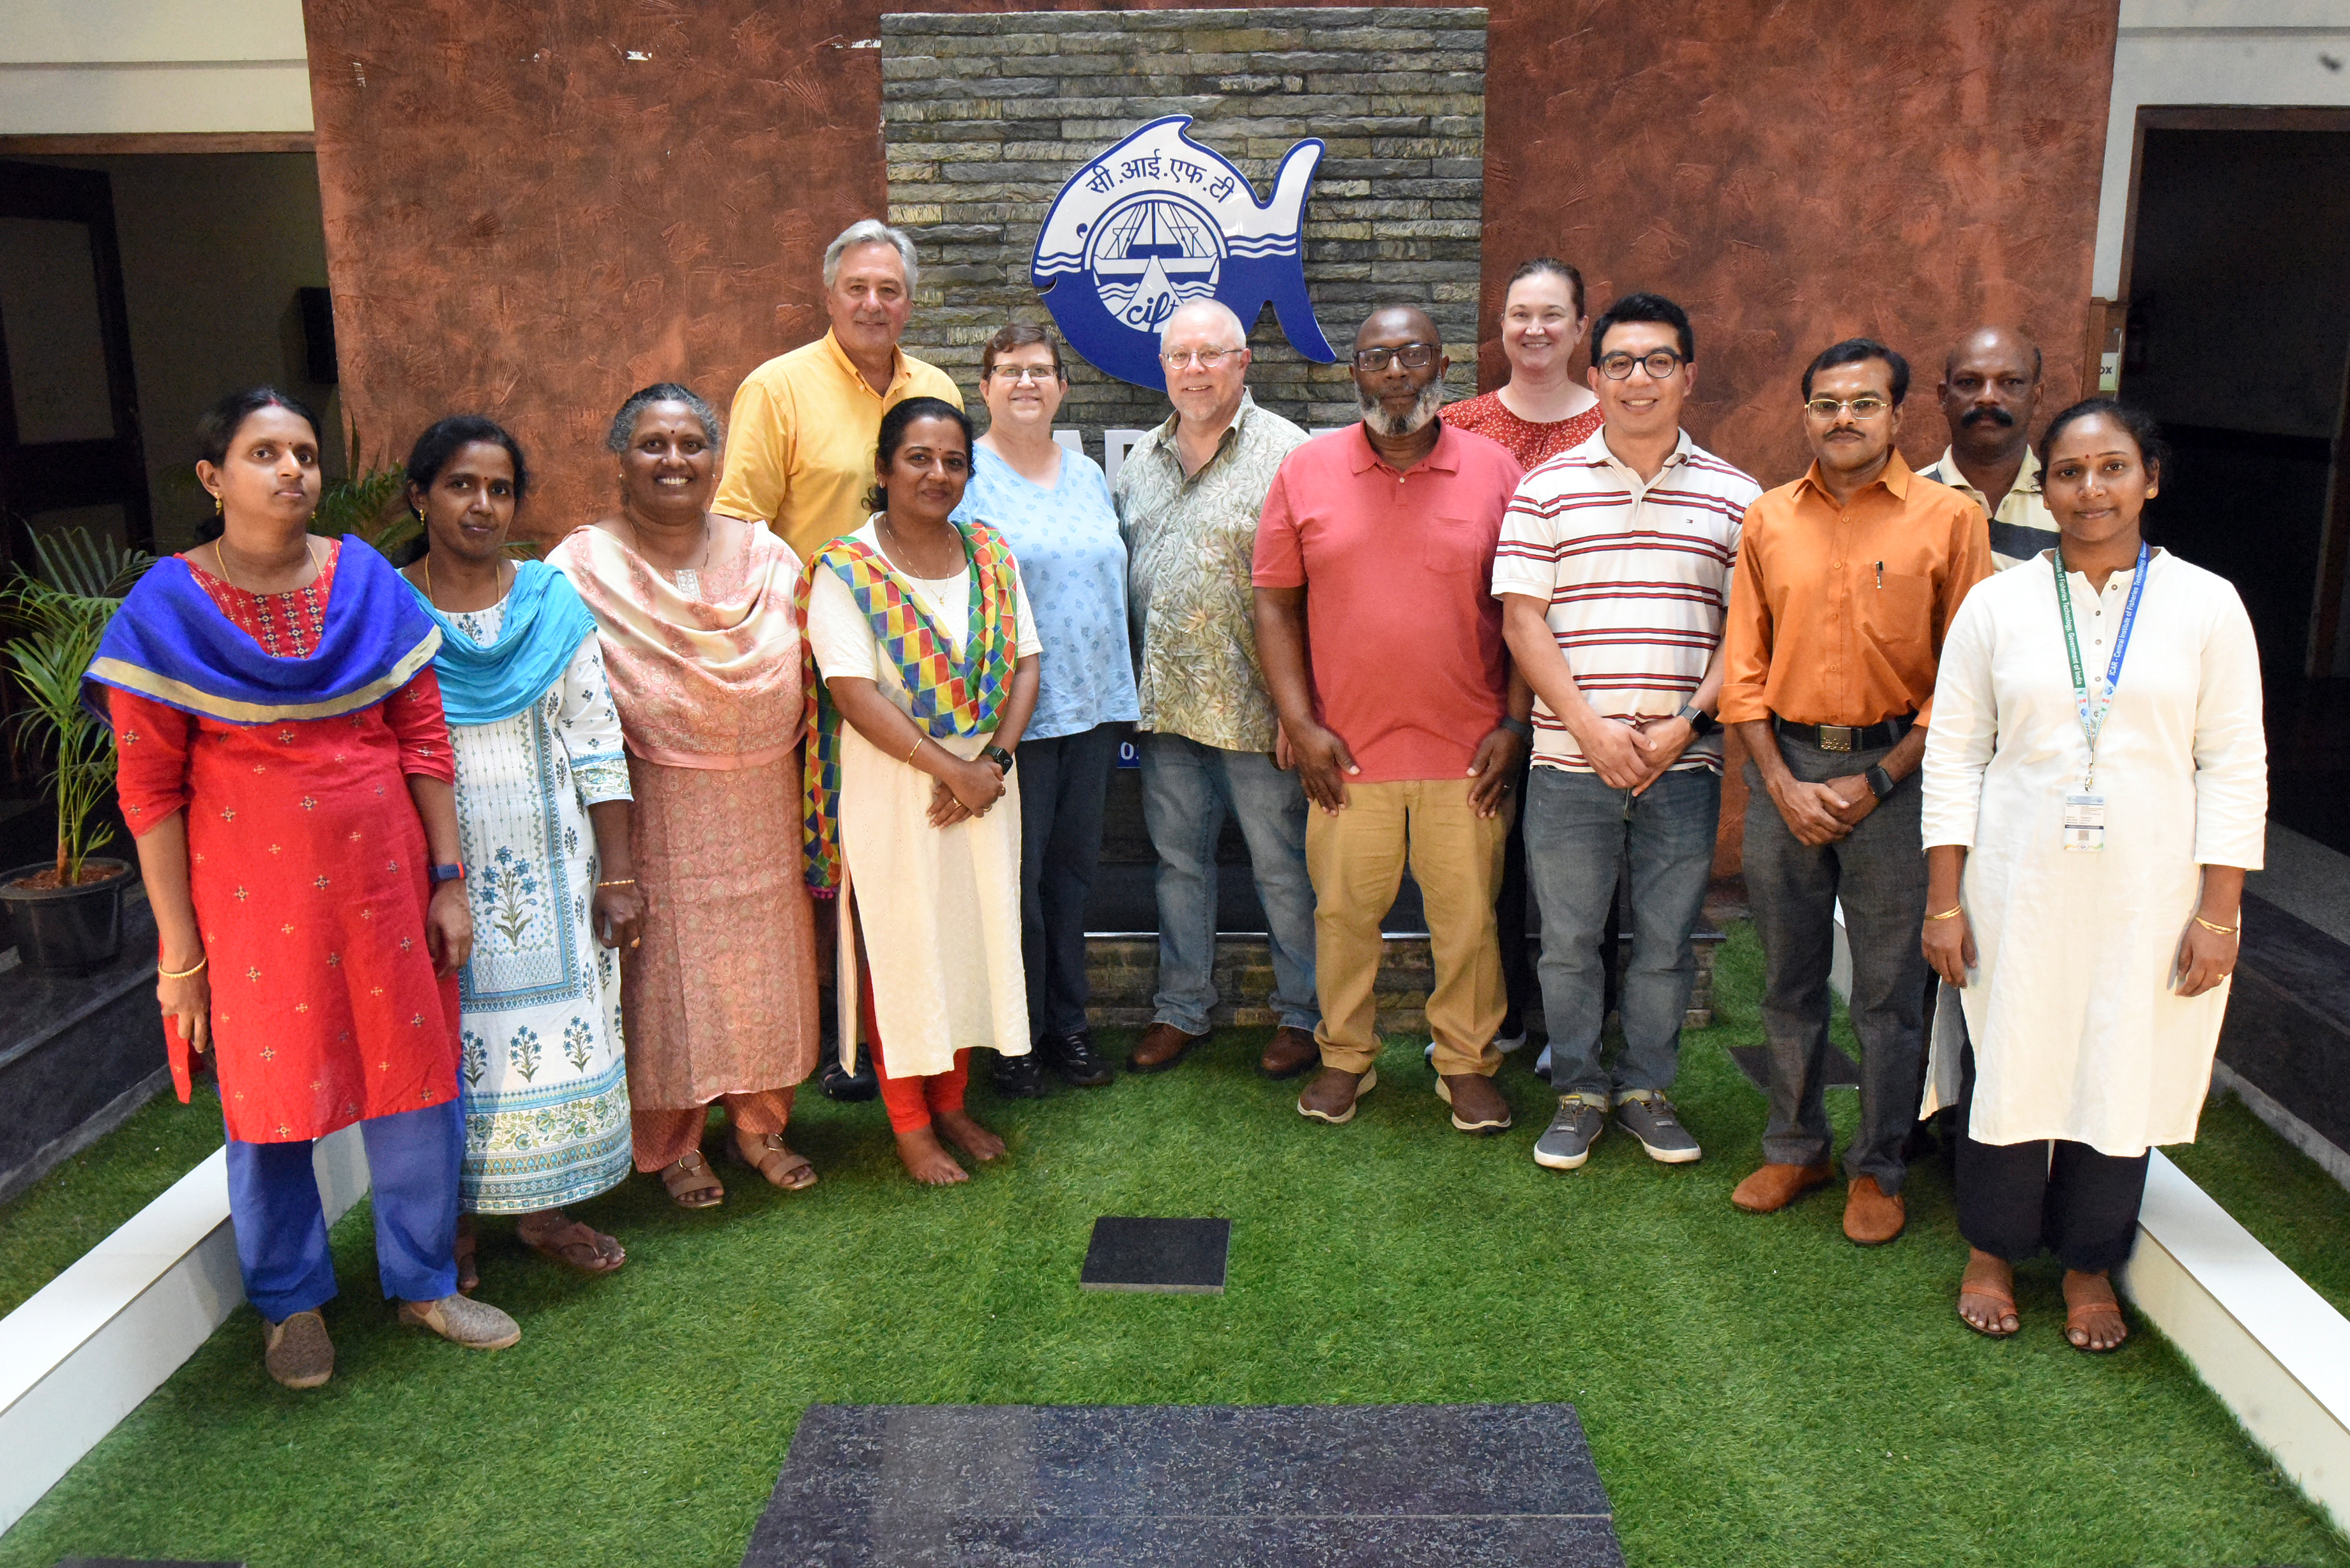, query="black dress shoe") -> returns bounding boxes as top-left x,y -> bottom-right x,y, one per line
818,1030 -> 877,1103
1045,1029 -> 1116,1088
992,1050 -> 1050,1099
